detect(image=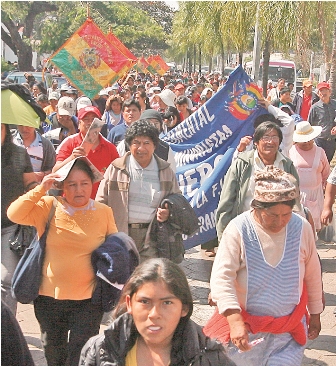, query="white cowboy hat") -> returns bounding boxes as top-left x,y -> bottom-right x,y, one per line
293,121 -> 322,143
